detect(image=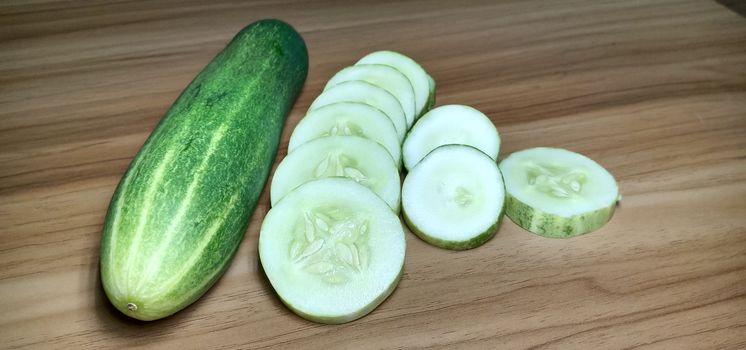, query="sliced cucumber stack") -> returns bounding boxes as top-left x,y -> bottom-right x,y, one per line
260,178 -> 405,324
324,64 -> 417,128
499,147 -> 619,238
403,104 -> 500,171
271,135 -> 401,212
309,81 -> 407,142
263,50 -> 437,324
288,102 -> 402,168
402,145 -> 505,250
356,51 -> 432,119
